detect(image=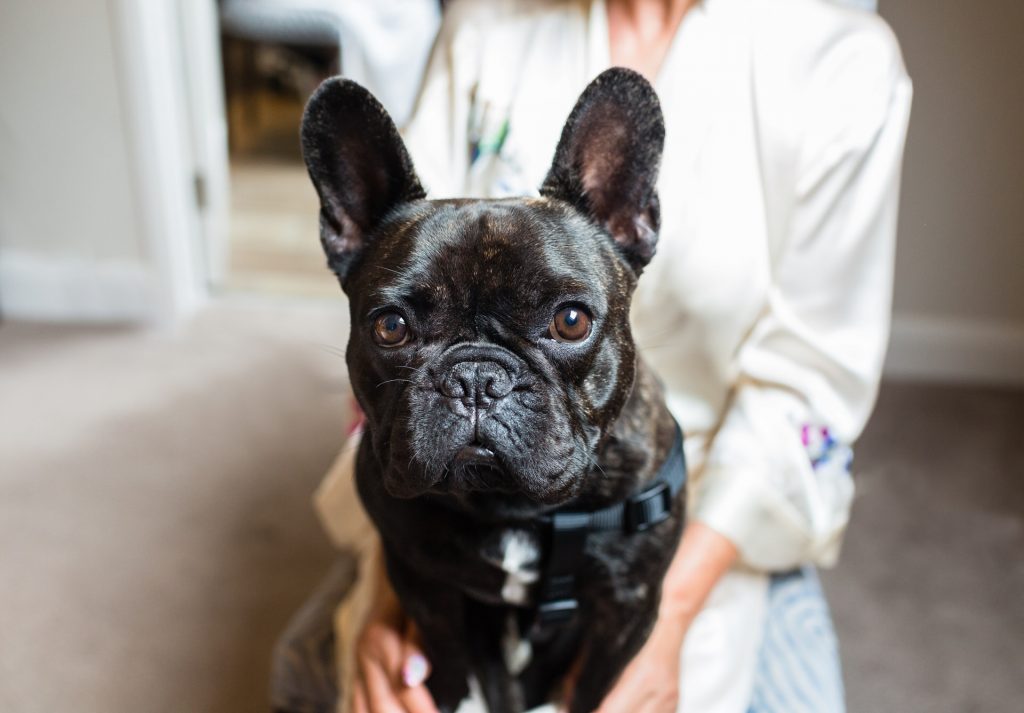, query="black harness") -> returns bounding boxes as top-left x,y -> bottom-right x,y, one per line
533,425 -> 687,628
